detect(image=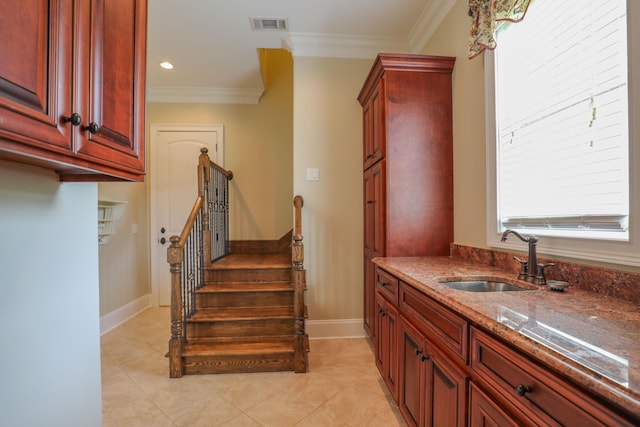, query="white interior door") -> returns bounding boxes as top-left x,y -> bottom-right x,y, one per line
150,124 -> 223,306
